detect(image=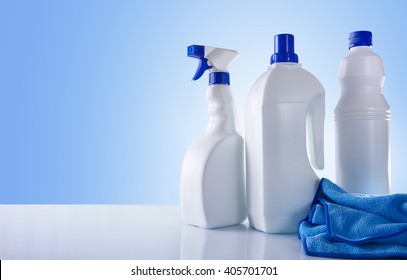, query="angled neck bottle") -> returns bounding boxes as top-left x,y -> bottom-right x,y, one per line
180,45 -> 246,229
